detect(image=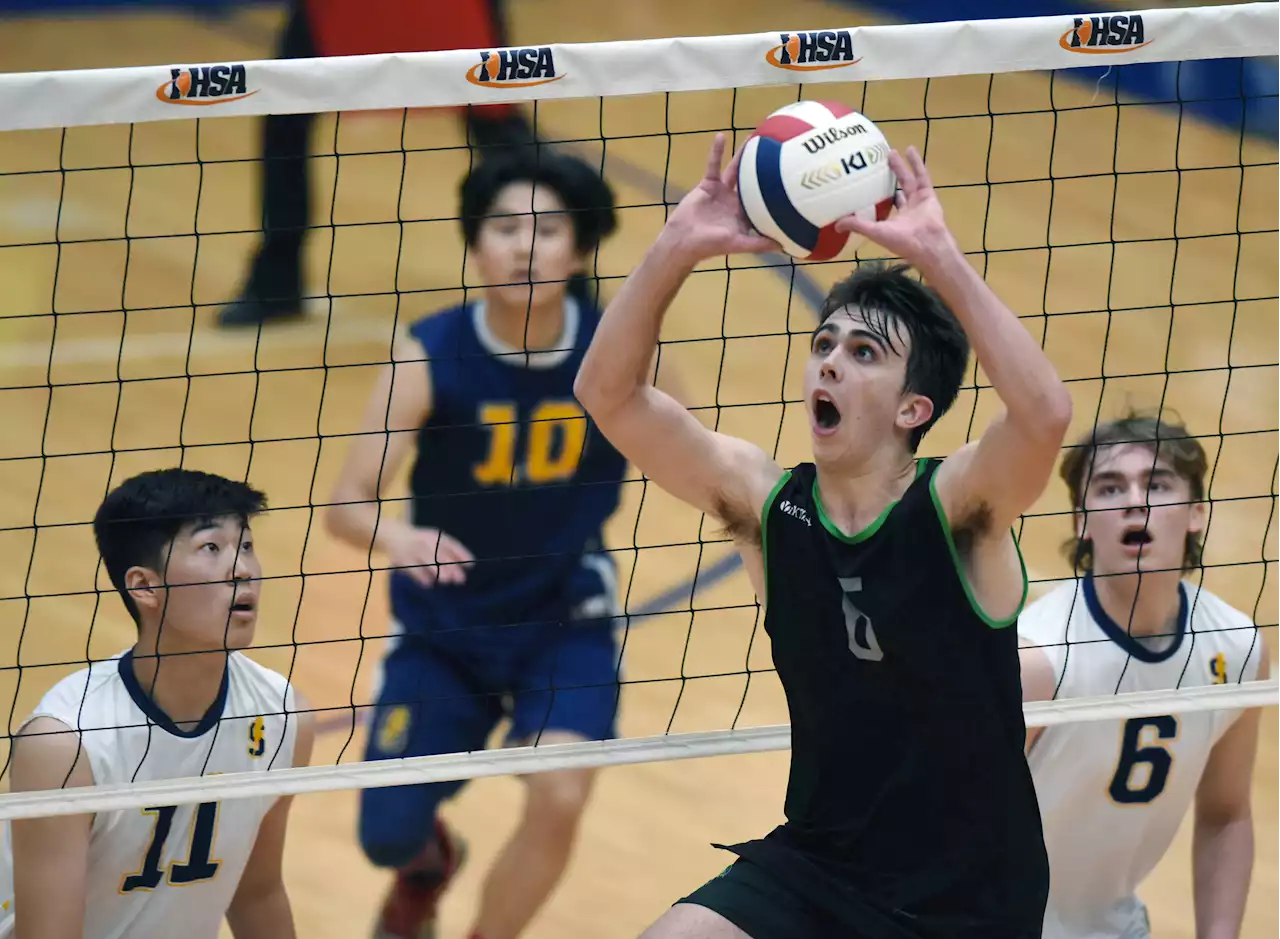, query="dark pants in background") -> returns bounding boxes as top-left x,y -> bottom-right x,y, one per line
224,0 -> 536,324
